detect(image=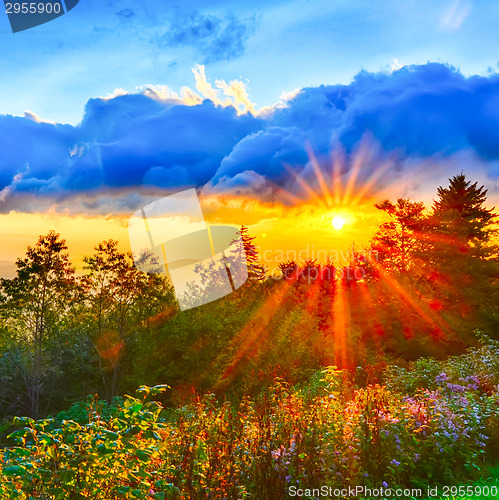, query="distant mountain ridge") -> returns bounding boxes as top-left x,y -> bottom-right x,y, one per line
0,261 -> 16,279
